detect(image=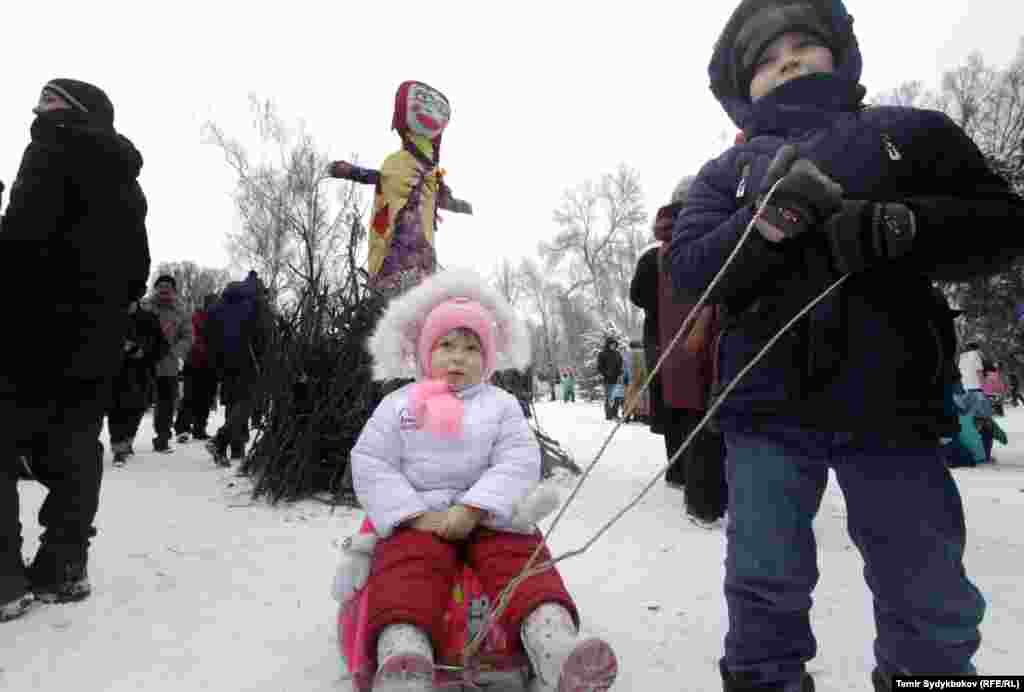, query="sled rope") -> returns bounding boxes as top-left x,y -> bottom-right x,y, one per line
463,179 -> 850,662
